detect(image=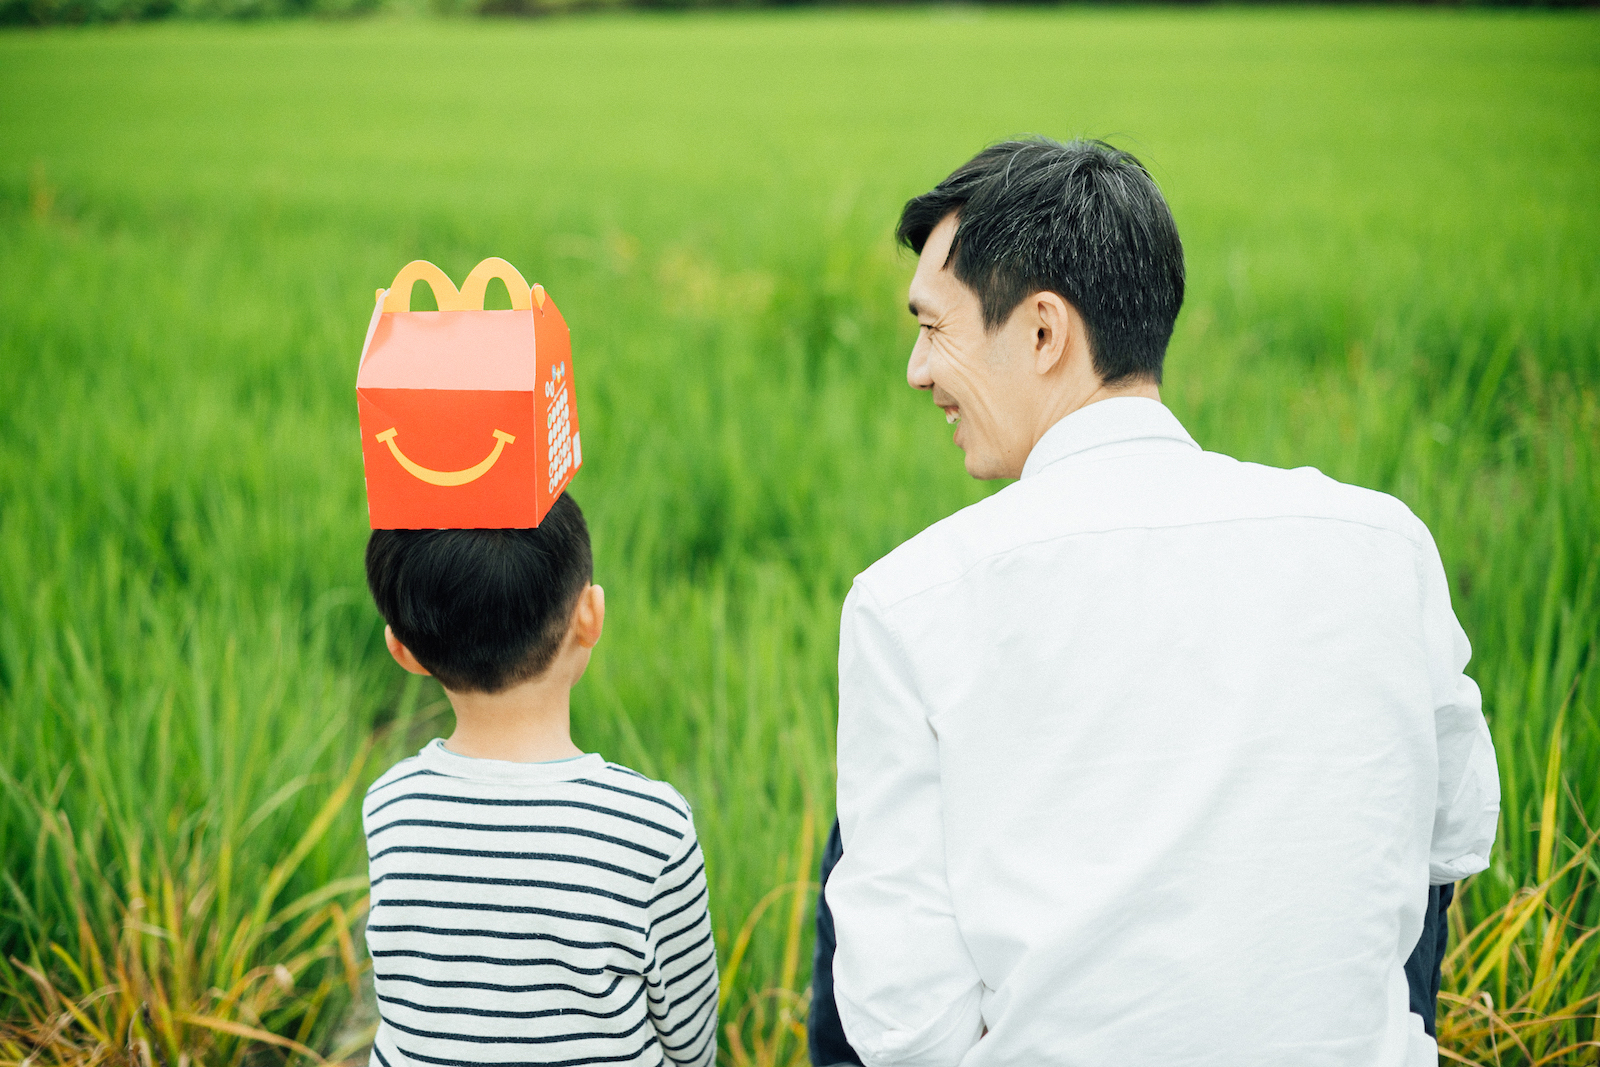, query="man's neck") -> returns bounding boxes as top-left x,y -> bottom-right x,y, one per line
442,671 -> 584,764
1028,377 -> 1161,462
1062,377 -> 1162,423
